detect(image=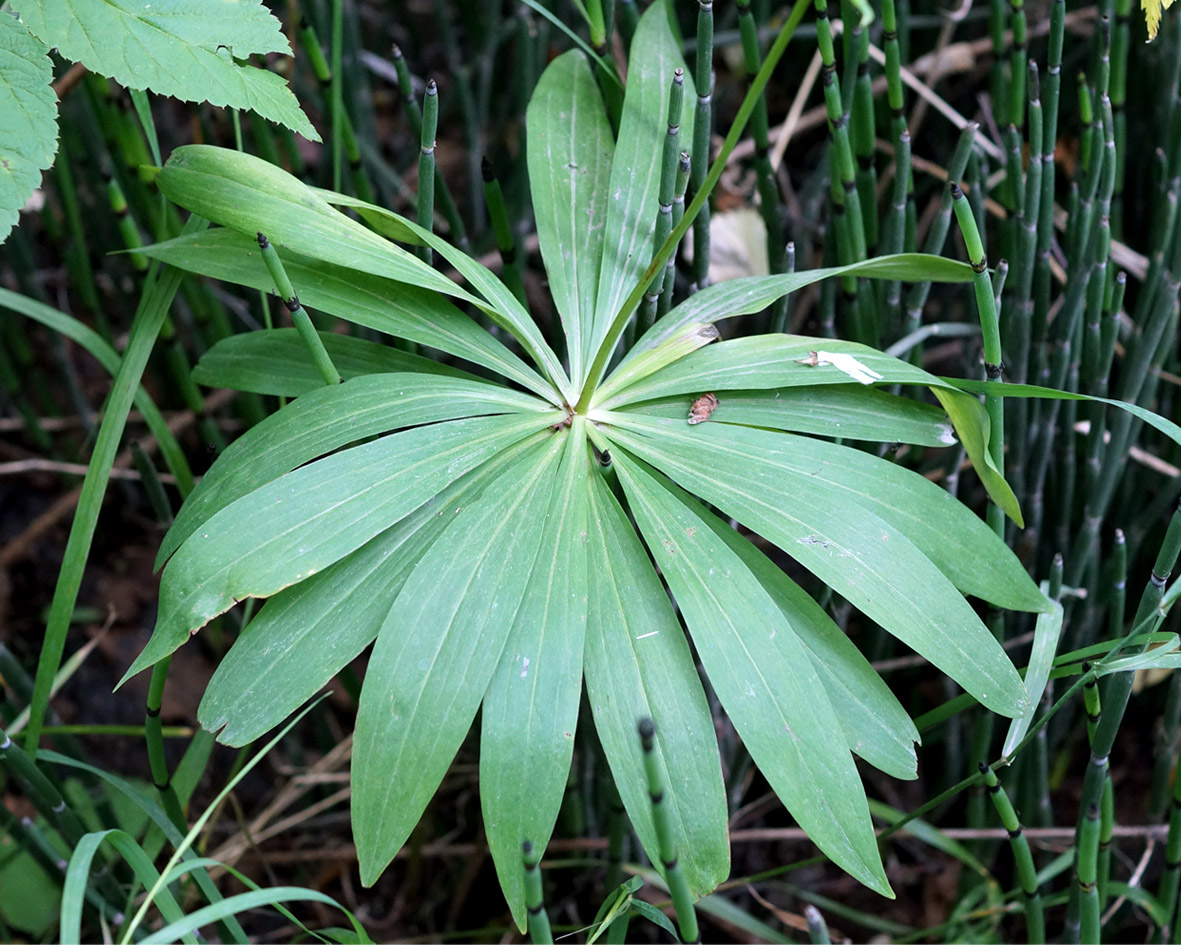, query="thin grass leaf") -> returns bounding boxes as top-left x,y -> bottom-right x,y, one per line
583,470 -> 729,900
126,412 -> 555,682
1002,591 -> 1064,759
353,438 -> 565,884
62,830 -> 190,945
614,452 -> 892,895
